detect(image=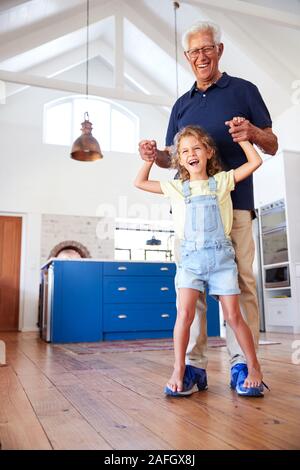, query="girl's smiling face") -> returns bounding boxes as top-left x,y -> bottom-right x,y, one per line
179,135 -> 212,179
